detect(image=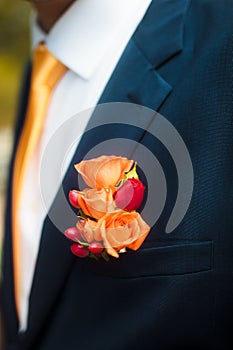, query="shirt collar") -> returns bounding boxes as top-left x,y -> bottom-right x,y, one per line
31,0 -> 151,80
